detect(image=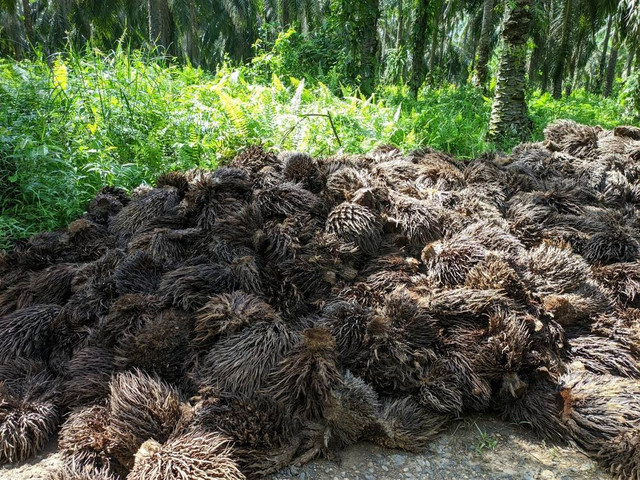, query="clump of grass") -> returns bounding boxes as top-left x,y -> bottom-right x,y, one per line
474,423 -> 499,454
